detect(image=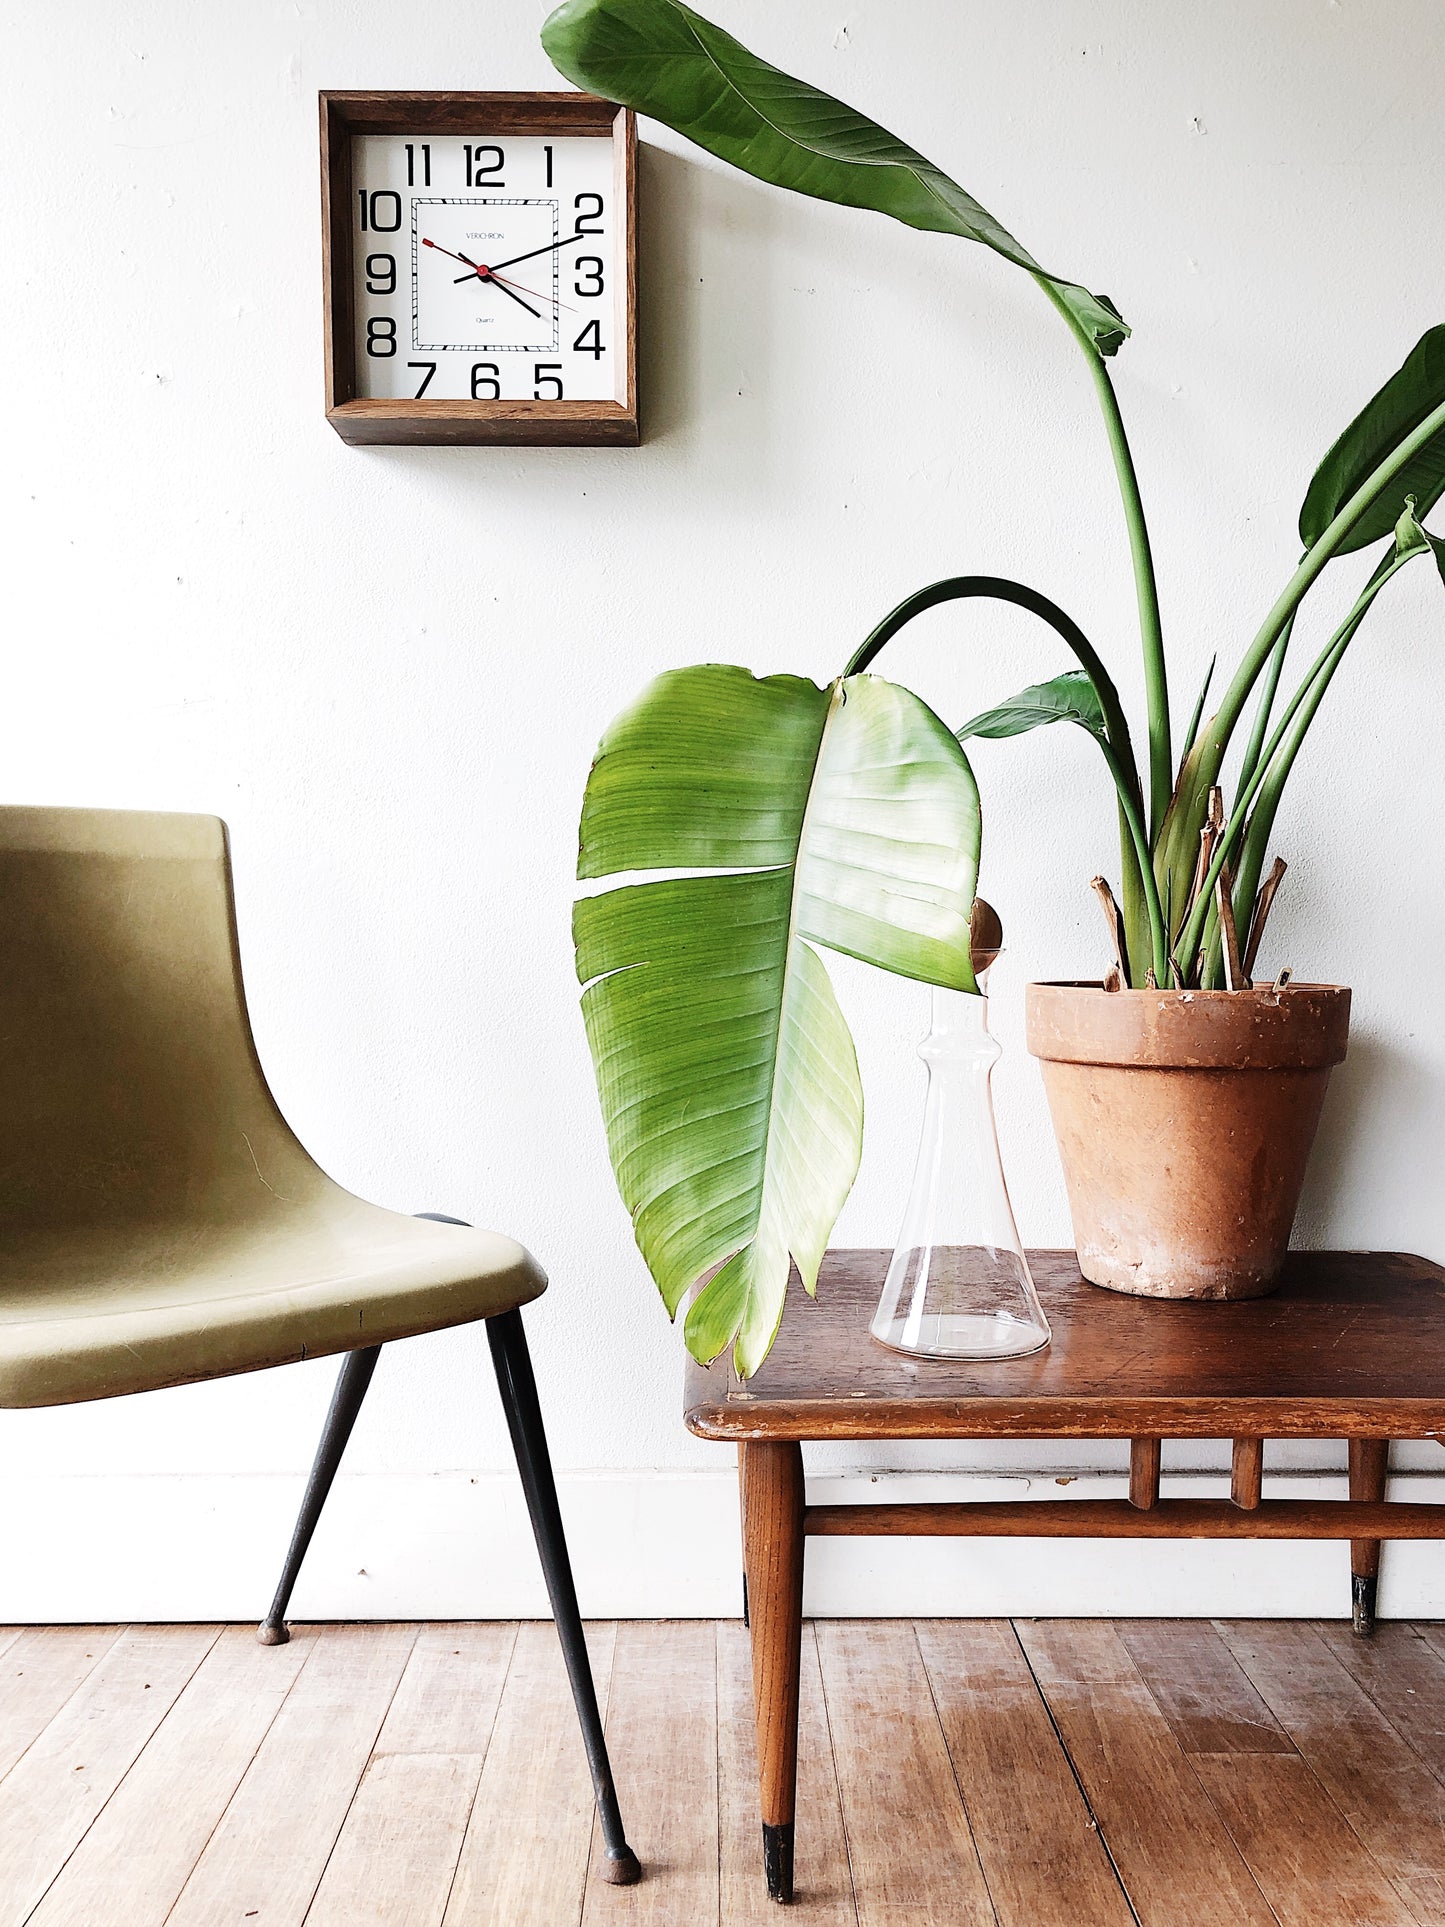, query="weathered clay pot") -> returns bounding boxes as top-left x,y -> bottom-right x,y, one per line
1025,981 -> 1351,1300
